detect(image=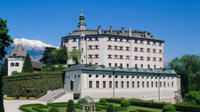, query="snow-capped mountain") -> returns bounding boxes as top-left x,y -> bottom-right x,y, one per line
6,38 -> 58,61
